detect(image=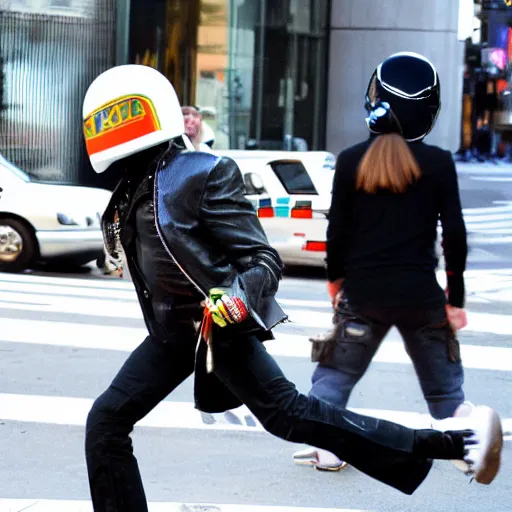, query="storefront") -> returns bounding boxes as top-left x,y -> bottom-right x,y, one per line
127,0 -> 330,152
0,0 -> 331,188
458,0 -> 512,160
